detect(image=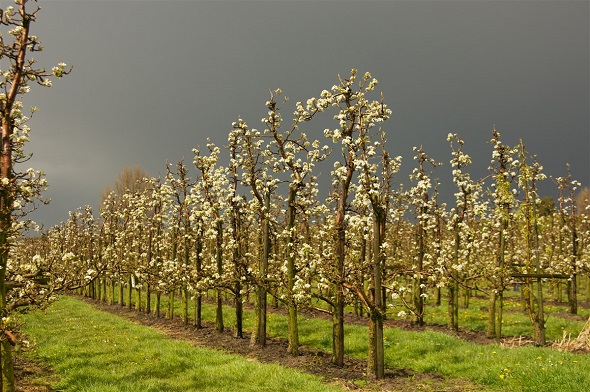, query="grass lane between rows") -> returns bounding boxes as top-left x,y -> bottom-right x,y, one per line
20,294 -> 590,392
20,296 -> 343,392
